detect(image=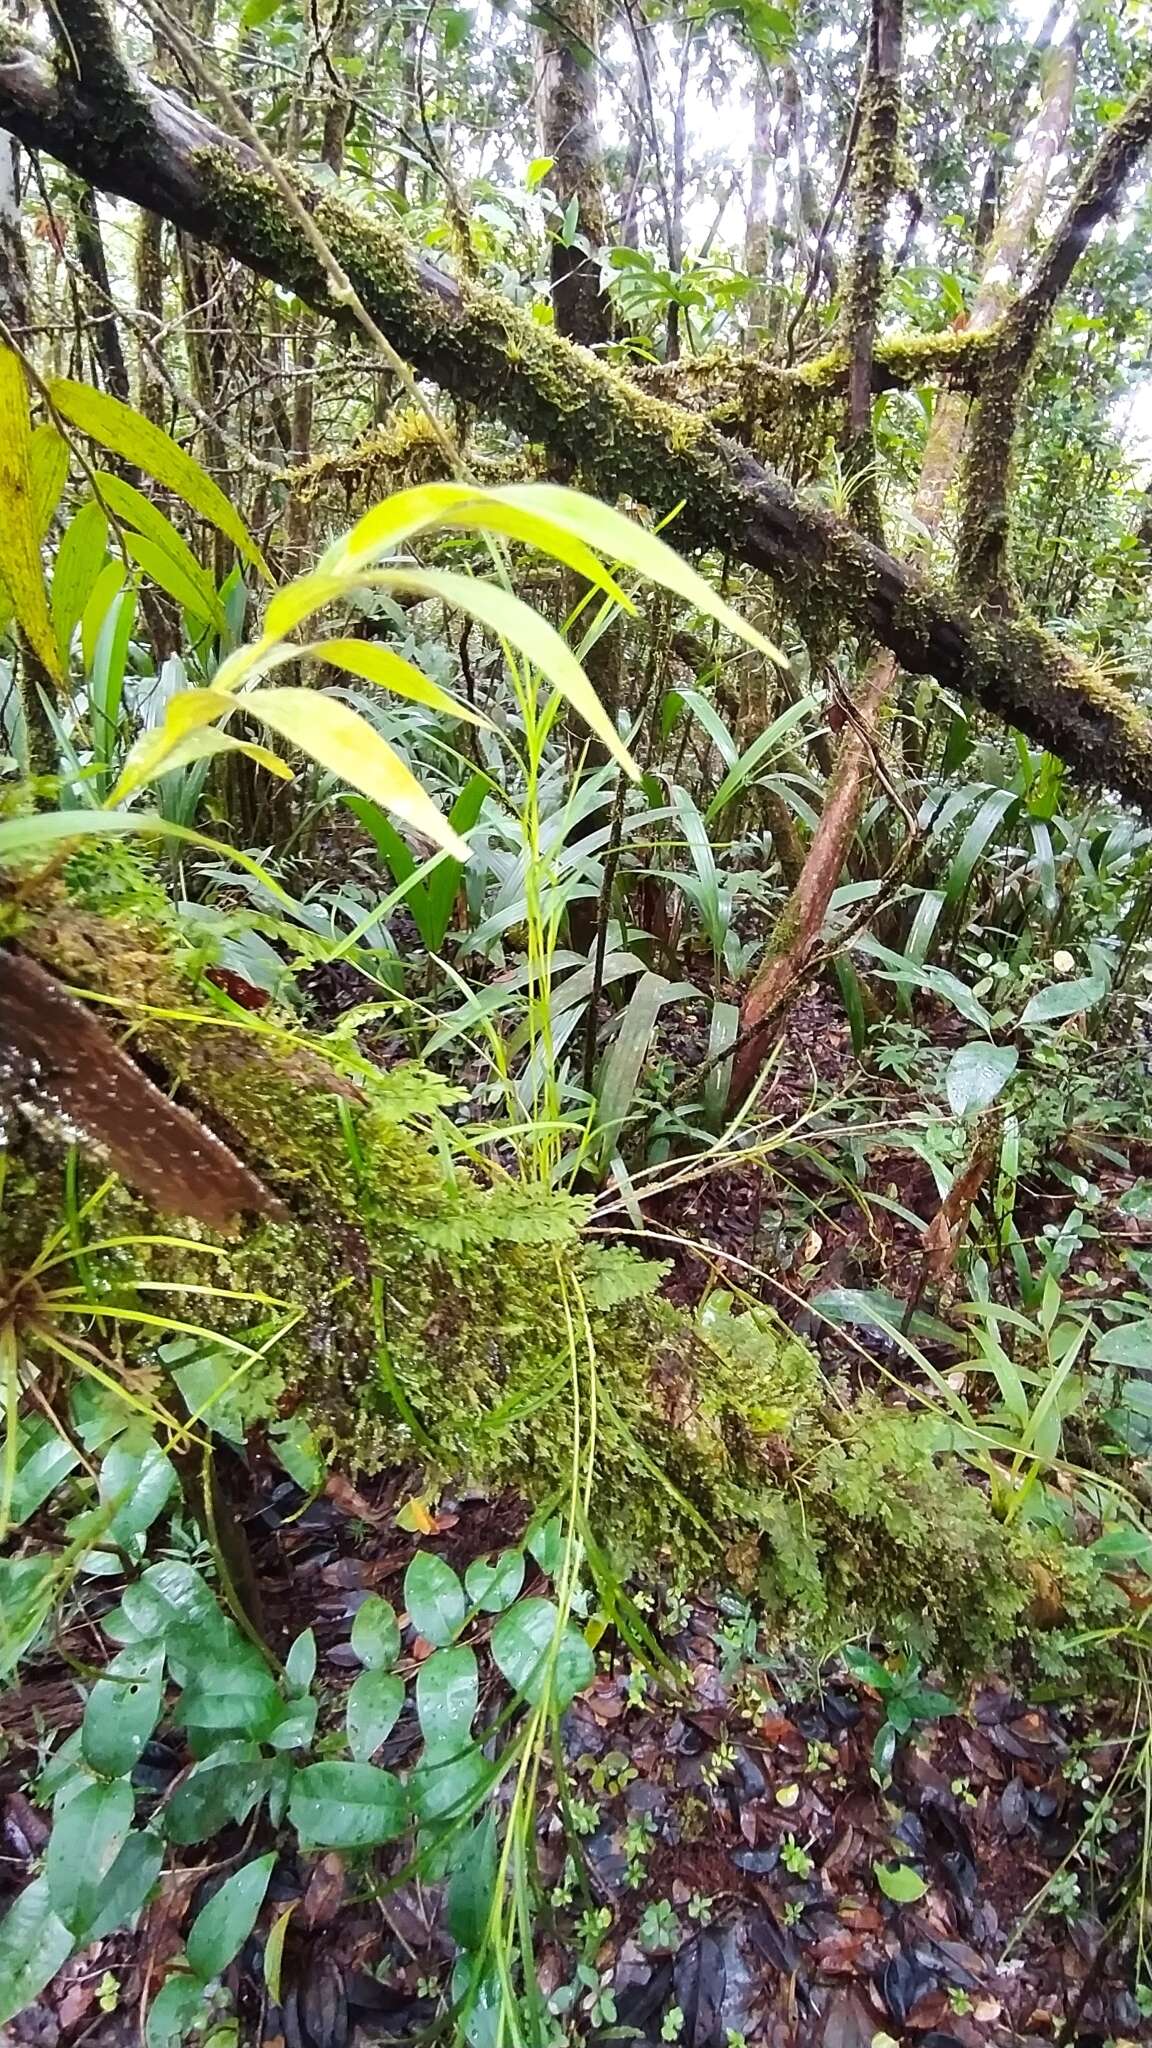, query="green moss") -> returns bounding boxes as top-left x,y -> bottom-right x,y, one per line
2,893 -> 1104,1677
